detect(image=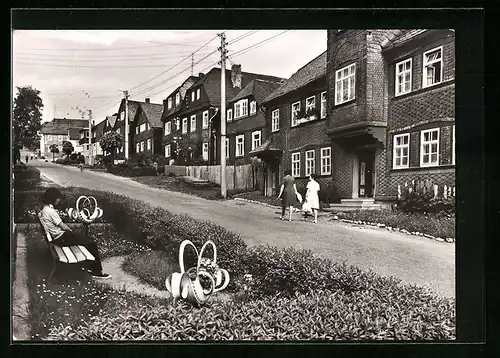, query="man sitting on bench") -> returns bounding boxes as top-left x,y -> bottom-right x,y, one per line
39,187 -> 111,279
